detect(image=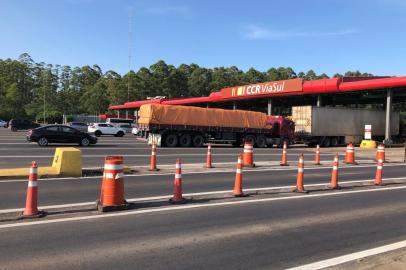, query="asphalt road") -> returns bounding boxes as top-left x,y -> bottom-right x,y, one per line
0,185 -> 405,270
0,129 -> 367,169
1,162 -> 405,210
